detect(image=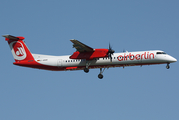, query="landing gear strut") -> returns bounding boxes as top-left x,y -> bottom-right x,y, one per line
84,60 -> 91,73
98,68 -> 106,79
166,63 -> 170,69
